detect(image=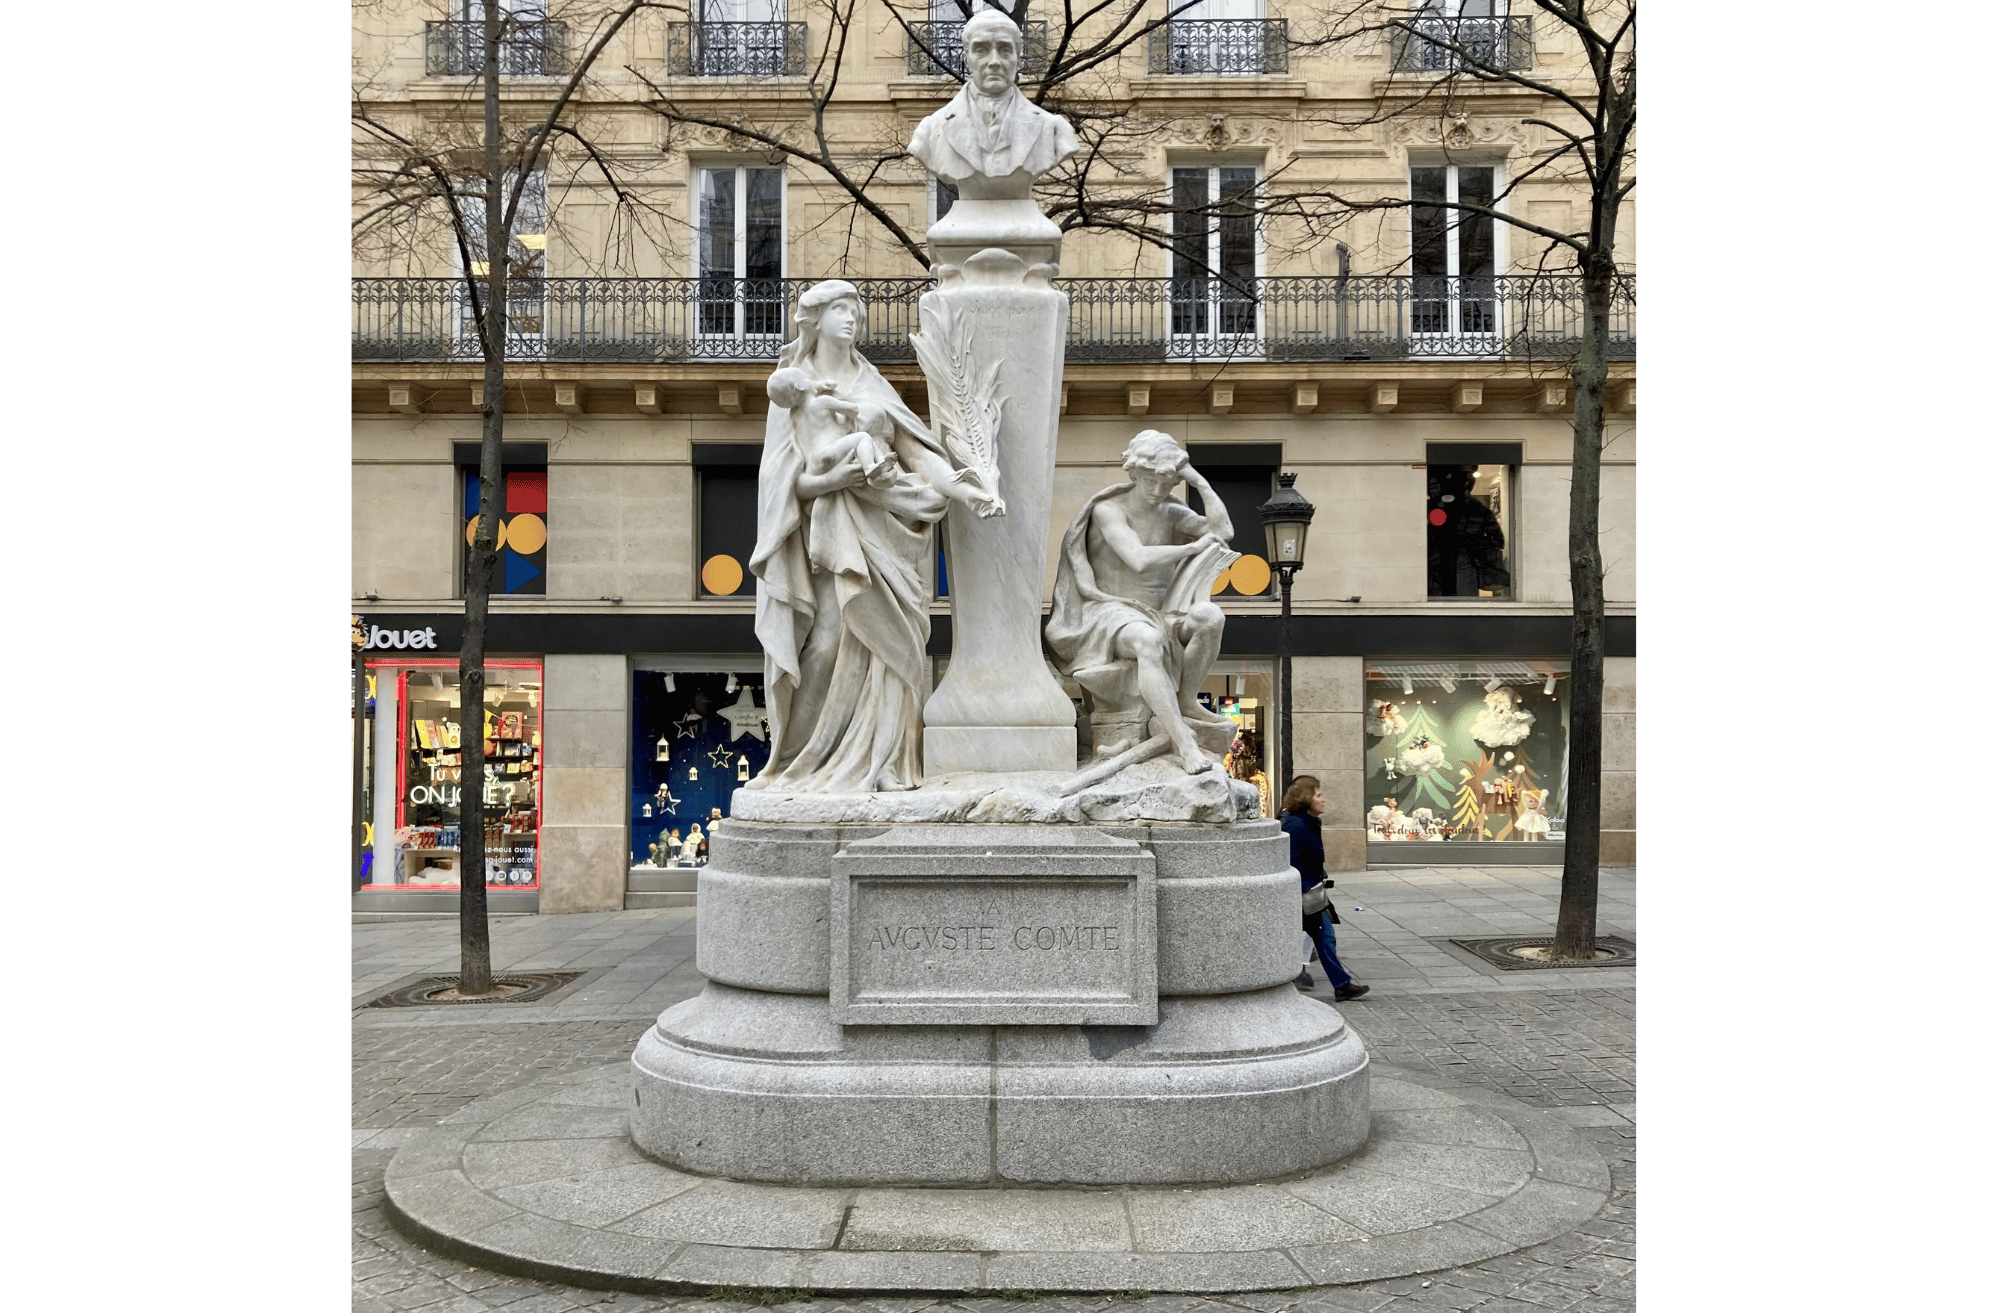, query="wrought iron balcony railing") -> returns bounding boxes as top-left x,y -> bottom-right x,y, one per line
354,274 -> 1634,365
1148,20 -> 1289,75
423,19 -> 568,77
666,22 -> 808,77
905,20 -> 1050,78
1390,16 -> 1534,73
